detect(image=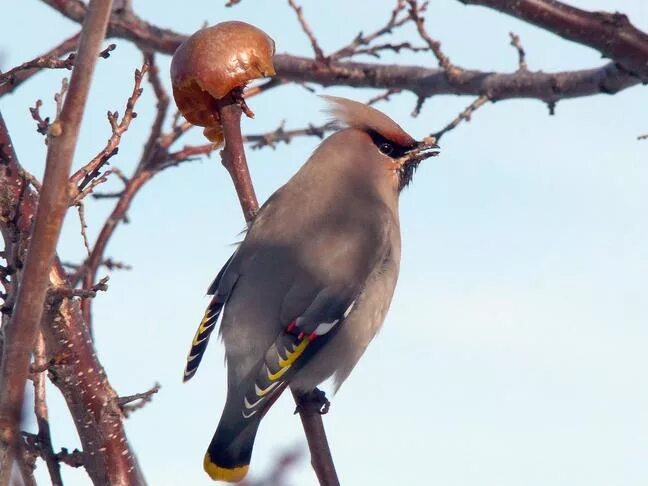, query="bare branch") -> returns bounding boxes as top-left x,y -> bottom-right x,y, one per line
0,32 -> 80,97
117,383 -> 161,417
38,0 -> 642,102
0,0 -> 121,478
431,94 -> 490,141
366,89 -> 402,106
460,0 -> 648,80
0,116 -> 144,486
70,64 -> 148,194
31,332 -> 63,486
55,448 -> 84,468
407,0 -> 455,73
29,100 -> 50,137
331,0 -> 411,60
76,202 -> 91,256
287,0 -> 326,61
0,42 -> 116,92
509,32 -> 528,71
